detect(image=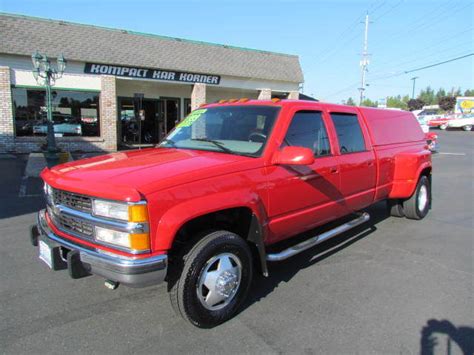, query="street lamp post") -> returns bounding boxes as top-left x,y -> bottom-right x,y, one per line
31,51 -> 67,165
411,76 -> 419,99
